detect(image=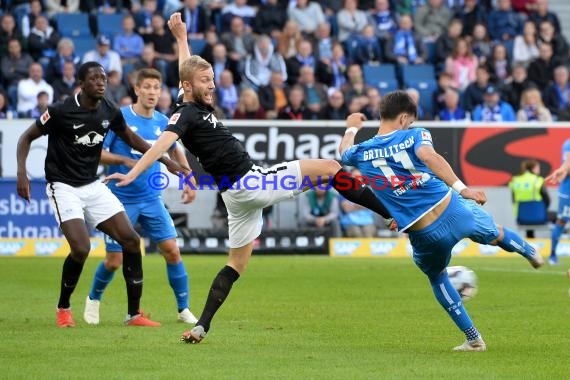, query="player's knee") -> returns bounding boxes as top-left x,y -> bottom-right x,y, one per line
104,254 -> 122,271
70,242 -> 91,262
162,249 -> 181,264
118,233 -> 140,253
324,160 -> 342,177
